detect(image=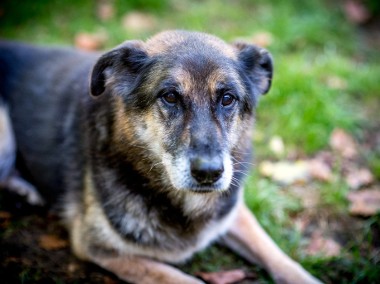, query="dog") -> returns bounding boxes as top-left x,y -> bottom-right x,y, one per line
0,31 -> 321,284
